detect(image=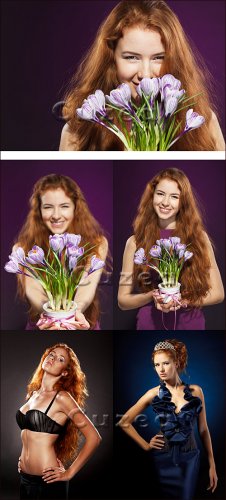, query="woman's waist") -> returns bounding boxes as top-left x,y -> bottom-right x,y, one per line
158,430 -> 198,451
20,447 -> 59,475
